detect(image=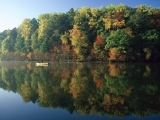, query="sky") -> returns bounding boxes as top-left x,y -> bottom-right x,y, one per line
0,0 -> 160,32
